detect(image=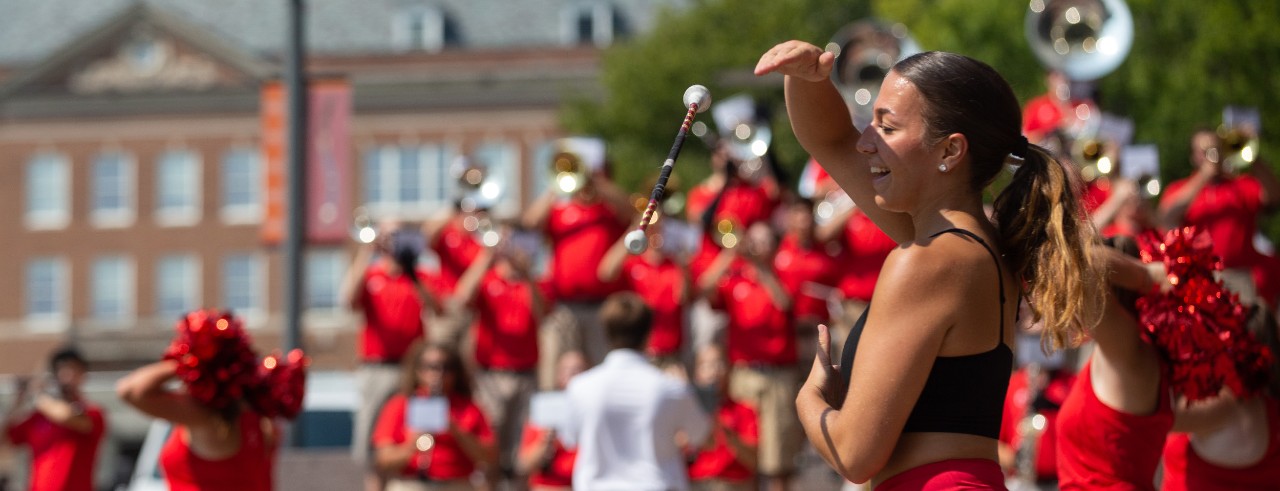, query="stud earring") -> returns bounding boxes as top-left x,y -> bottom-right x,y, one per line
938,163 -> 948,172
